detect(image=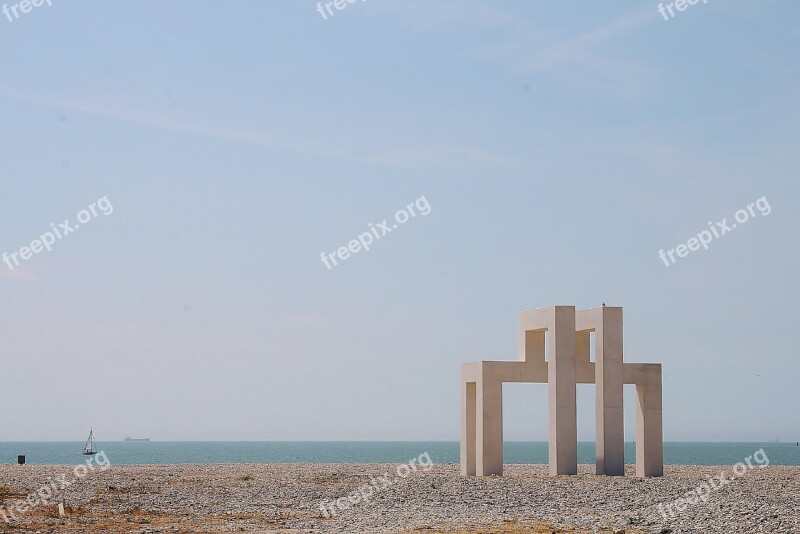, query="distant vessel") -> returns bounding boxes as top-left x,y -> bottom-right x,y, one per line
82,428 -> 98,455
123,437 -> 151,442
